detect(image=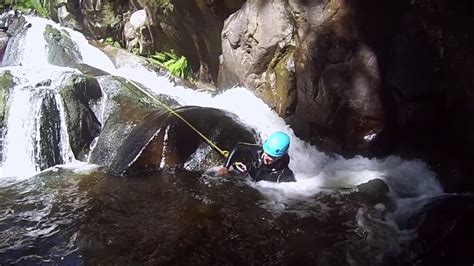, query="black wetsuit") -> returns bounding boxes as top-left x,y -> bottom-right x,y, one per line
224,142 -> 295,183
